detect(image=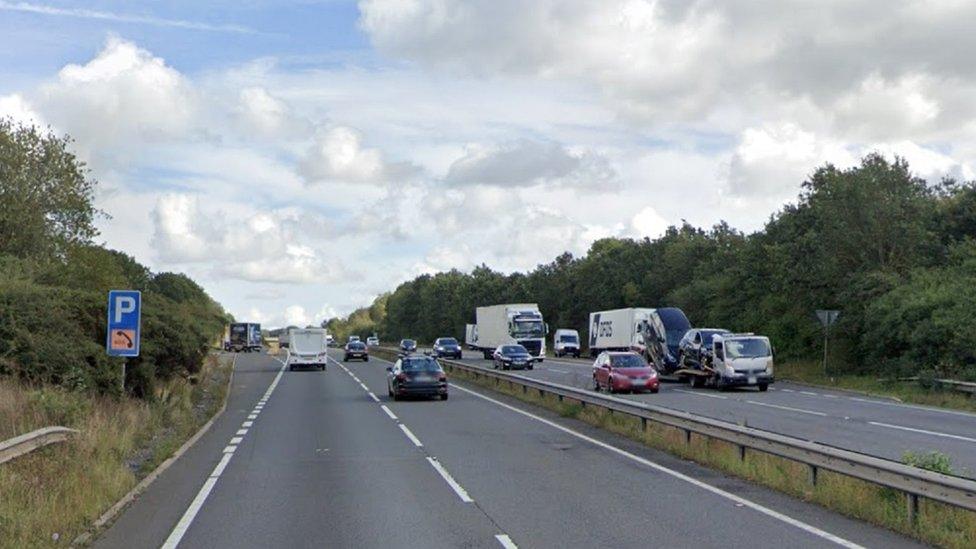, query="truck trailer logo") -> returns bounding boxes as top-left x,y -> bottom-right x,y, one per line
589,314 -> 601,347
